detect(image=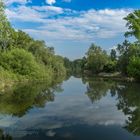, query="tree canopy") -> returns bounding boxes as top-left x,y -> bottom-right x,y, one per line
124,10 -> 140,41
